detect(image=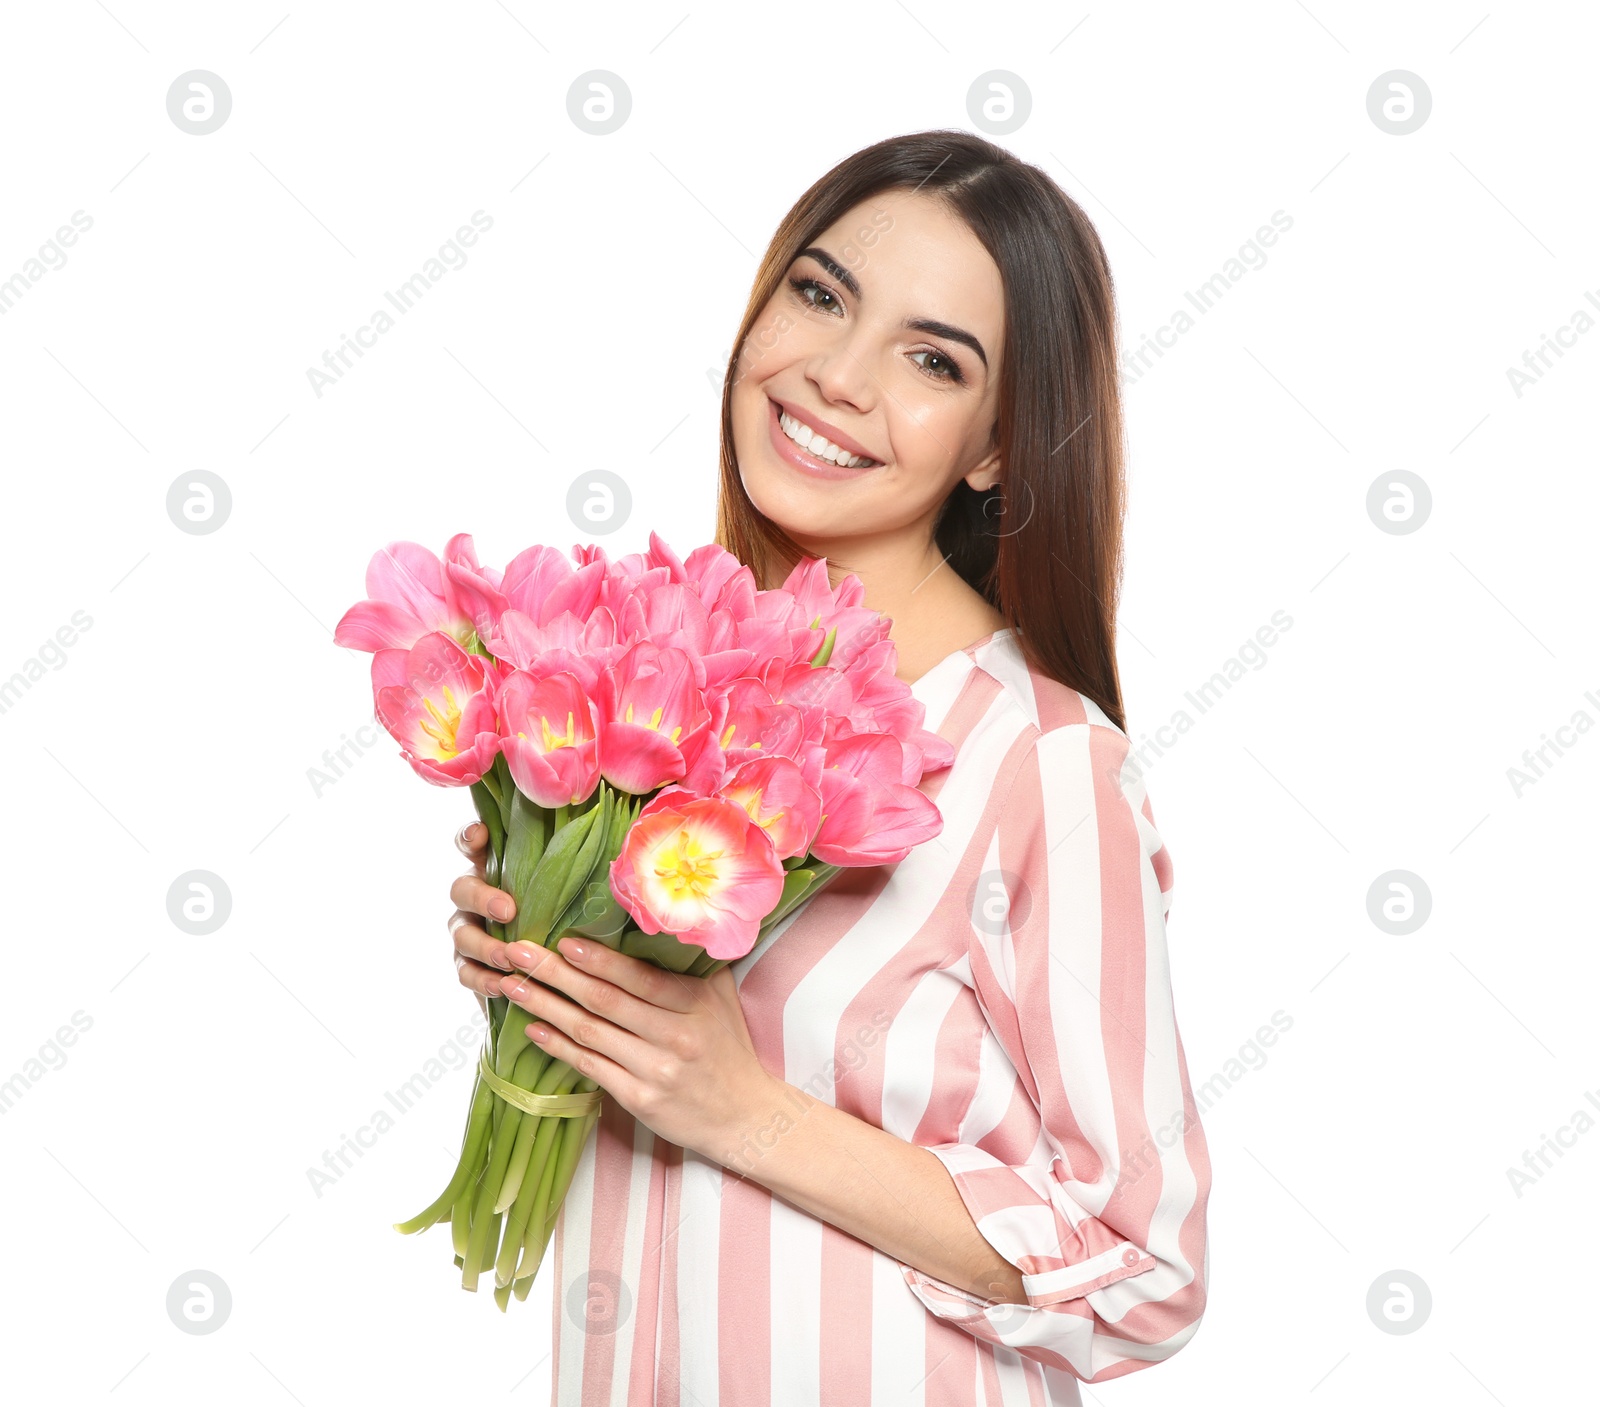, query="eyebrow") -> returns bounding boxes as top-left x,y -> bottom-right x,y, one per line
797,245 -> 990,371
